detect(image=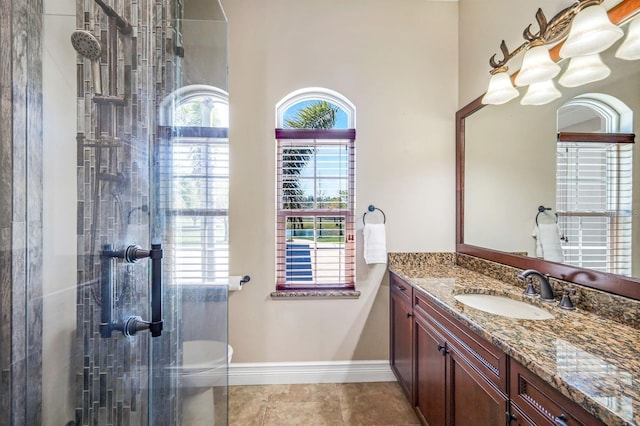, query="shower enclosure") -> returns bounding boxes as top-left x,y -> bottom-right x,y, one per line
0,0 -> 229,424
